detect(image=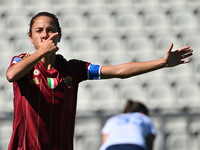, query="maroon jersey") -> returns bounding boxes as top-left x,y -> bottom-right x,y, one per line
8,53 -> 90,150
